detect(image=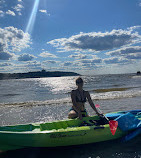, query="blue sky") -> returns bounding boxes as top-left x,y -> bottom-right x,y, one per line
0,0 -> 141,74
